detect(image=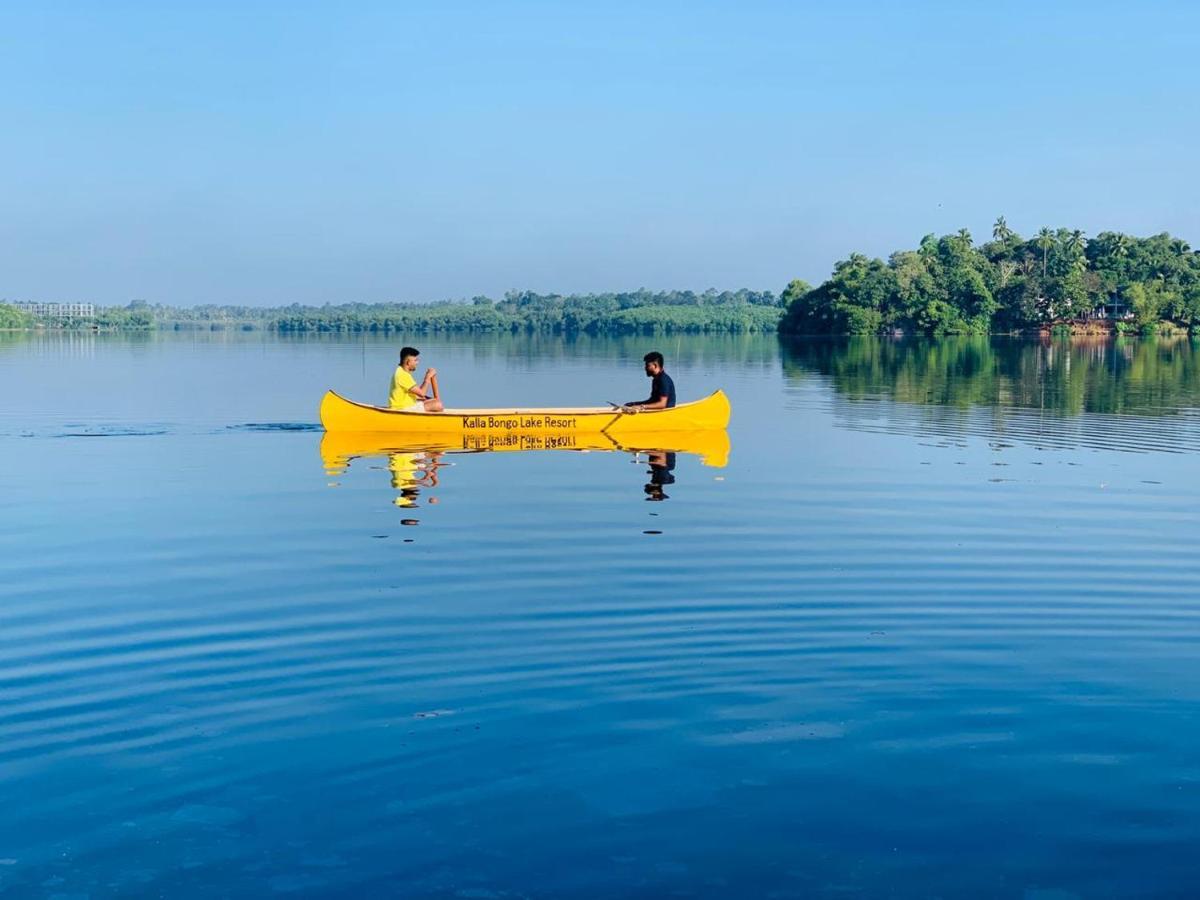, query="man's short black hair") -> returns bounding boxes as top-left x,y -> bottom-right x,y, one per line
643,351 -> 664,367
400,346 -> 420,364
